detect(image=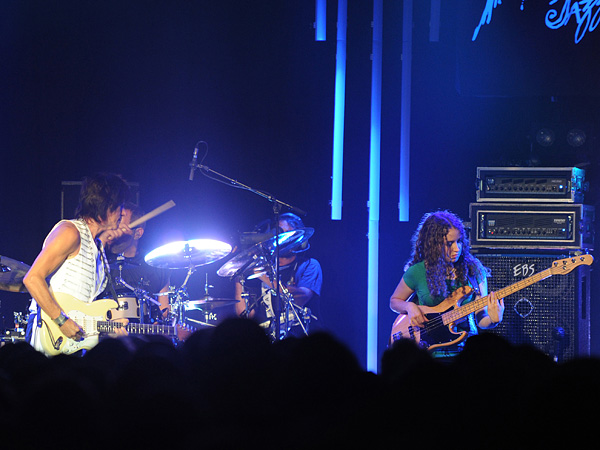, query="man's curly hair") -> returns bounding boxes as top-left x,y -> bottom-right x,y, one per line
405,210 -> 488,298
